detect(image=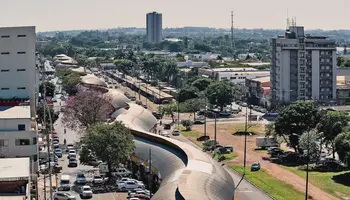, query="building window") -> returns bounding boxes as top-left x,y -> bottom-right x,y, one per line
33,137 -> 37,145
230,77 -> 236,79
15,139 -> 30,146
17,52 -> 26,54
17,87 -> 26,90
1,88 -> 9,90
17,69 -> 26,72
18,124 -> 26,130
1,35 -> 9,38
1,52 -> 9,55
1,69 -> 9,72
33,155 -> 38,162
0,139 -> 9,147
17,35 -> 26,37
